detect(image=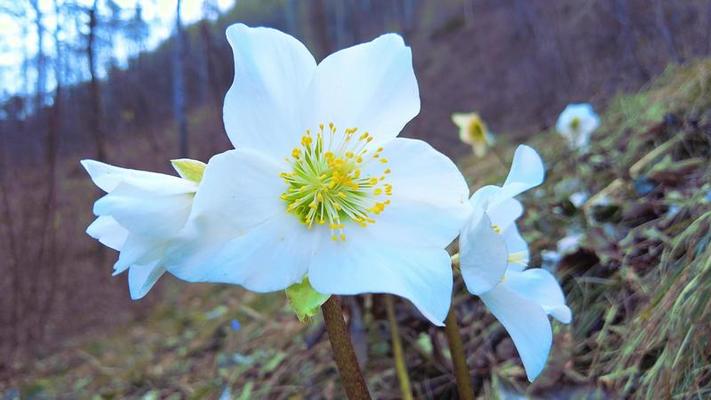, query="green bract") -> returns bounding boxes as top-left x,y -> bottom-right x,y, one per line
286,277 -> 330,321
171,158 -> 207,183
